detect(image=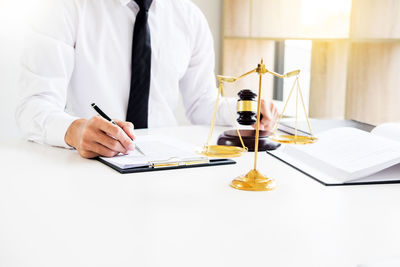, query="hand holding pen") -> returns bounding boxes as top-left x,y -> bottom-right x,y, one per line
64,103 -> 136,159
